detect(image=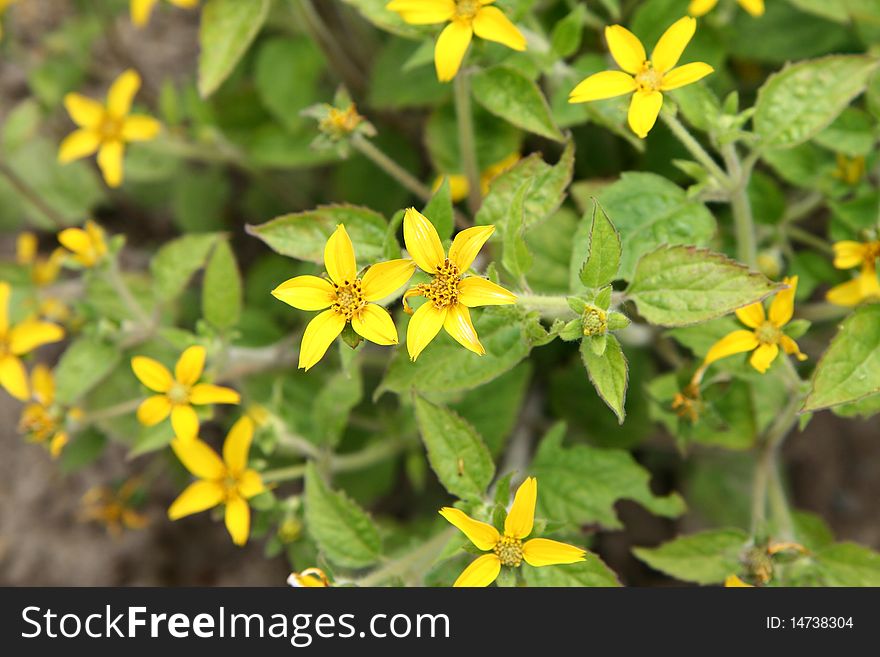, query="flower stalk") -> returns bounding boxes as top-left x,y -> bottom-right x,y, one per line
453,69 -> 483,215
